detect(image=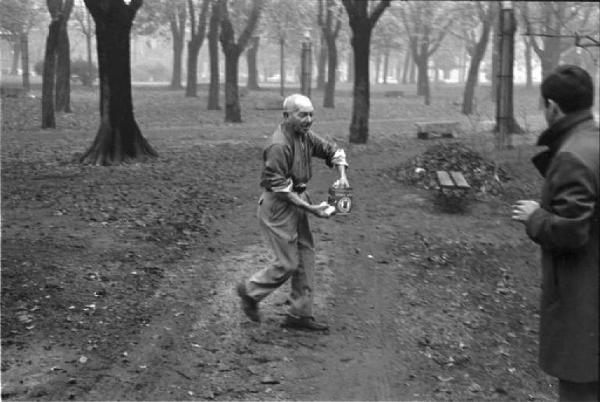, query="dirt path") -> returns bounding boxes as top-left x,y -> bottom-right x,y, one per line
2,131 -> 555,401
